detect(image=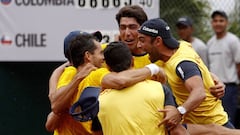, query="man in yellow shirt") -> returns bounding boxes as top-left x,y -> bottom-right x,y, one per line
48,31 -> 105,135
97,41 -> 179,135
45,30 -> 103,134
138,18 -> 238,132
